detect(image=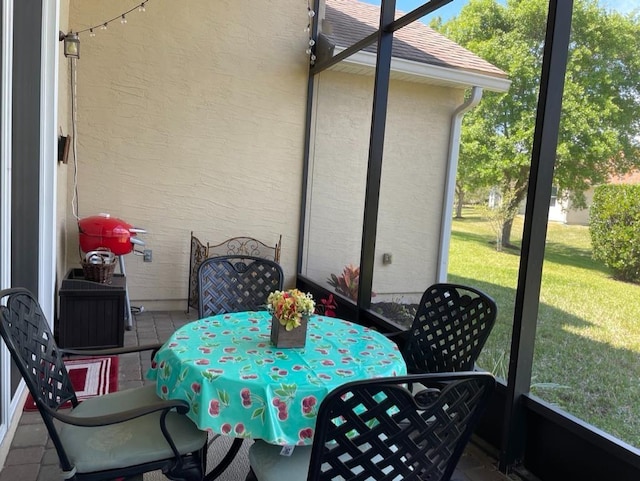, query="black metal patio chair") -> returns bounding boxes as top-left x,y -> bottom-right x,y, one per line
0,287 -> 208,481
247,372 -> 496,481
394,283 -> 498,374
197,255 -> 284,318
